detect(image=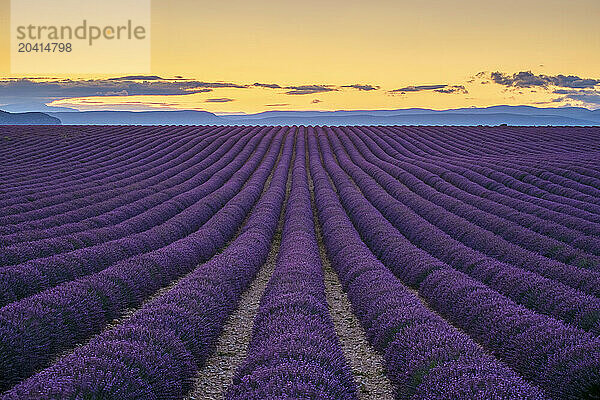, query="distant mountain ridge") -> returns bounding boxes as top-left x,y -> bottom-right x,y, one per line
47,110 -> 222,125
224,112 -> 599,126
0,110 -> 61,125
1,105 -> 600,126
222,106 -> 600,125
